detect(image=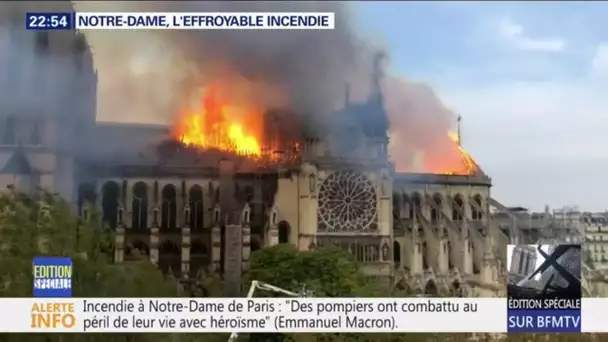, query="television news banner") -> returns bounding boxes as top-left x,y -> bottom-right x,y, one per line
8,249 -> 605,333
1,10 -> 603,335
